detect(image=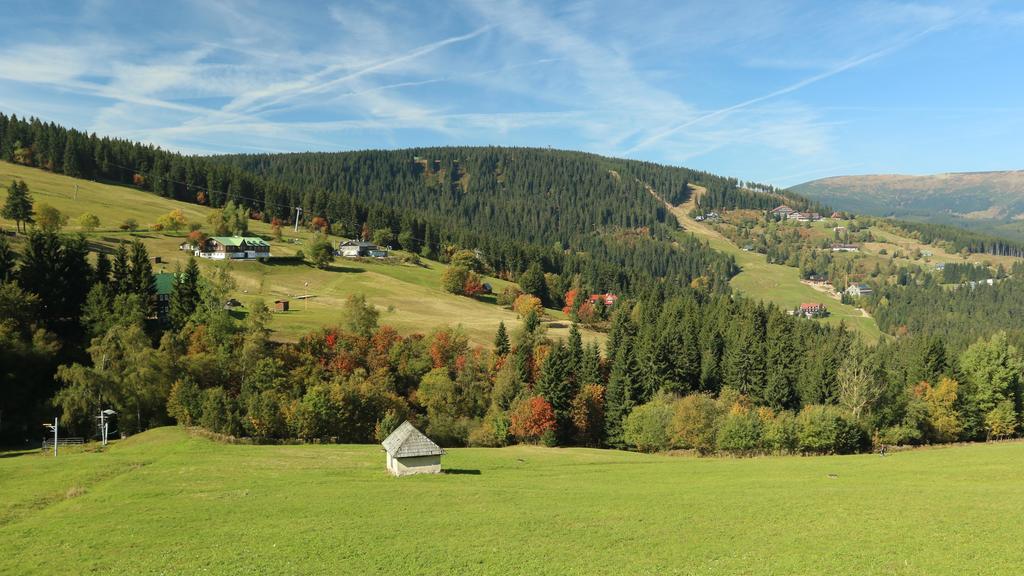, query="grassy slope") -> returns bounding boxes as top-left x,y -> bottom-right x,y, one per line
2,427 -> 1023,575
664,186 -> 883,340
0,161 -> 600,347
